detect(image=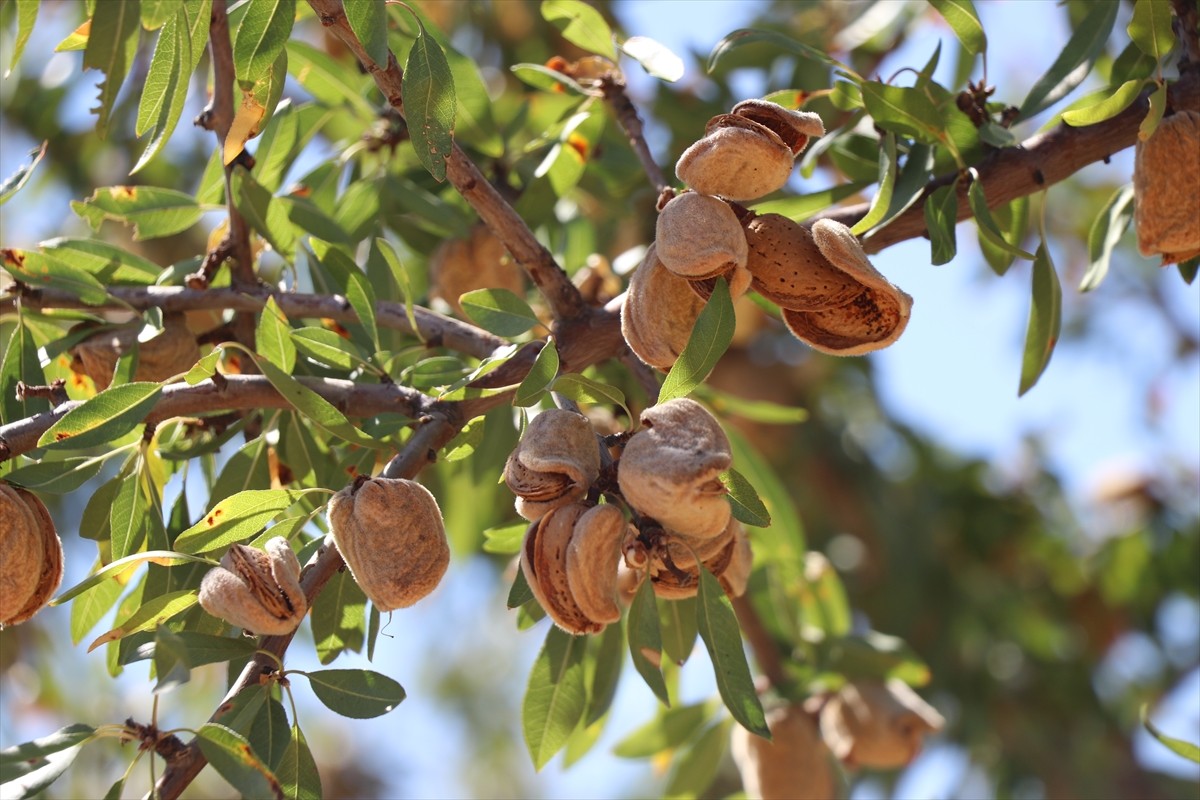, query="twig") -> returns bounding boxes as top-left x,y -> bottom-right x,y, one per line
305,0 -> 587,323
5,285 -> 506,360
15,380 -> 68,407
599,73 -> 669,195
823,70 -> 1200,254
